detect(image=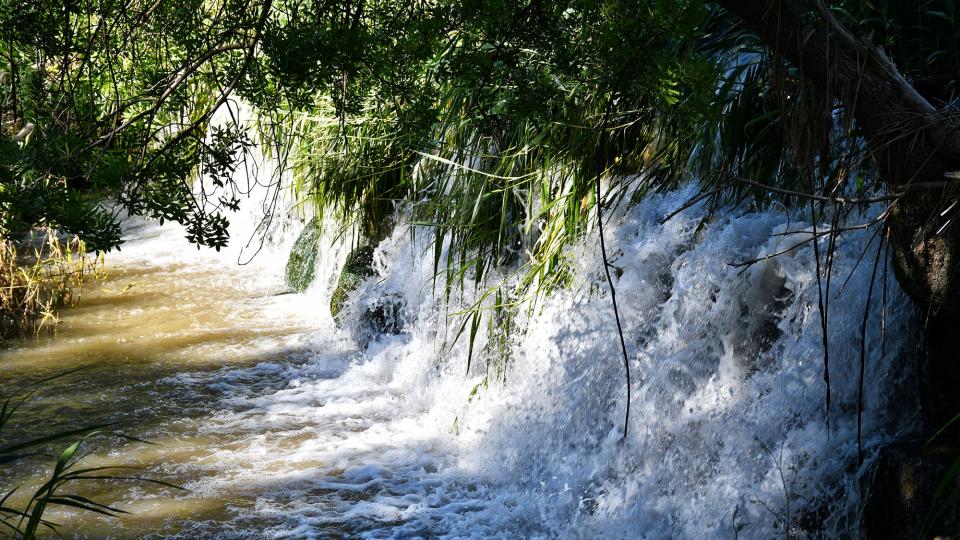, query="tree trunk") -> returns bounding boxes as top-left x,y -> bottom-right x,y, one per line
715,0 -> 960,431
